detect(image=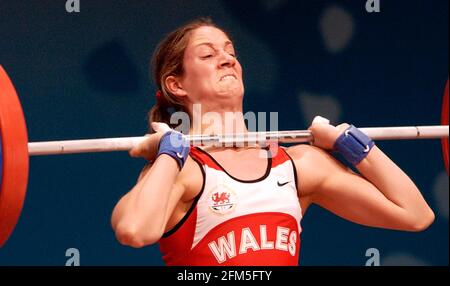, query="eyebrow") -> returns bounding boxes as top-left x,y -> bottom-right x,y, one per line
194,41 -> 233,49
